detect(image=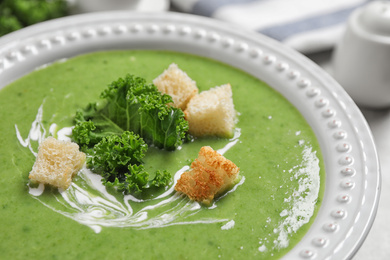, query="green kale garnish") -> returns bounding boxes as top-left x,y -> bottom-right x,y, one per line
87,131 -> 170,194
72,74 -> 189,194
74,74 -> 189,151
72,103 -> 124,151
101,74 -> 189,150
